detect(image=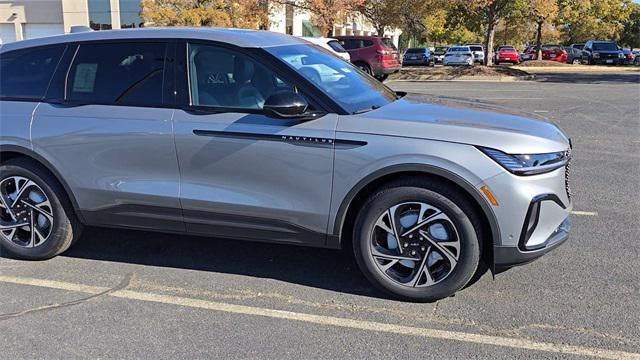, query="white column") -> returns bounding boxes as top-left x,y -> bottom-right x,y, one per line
110,0 -> 121,29
14,21 -> 24,41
